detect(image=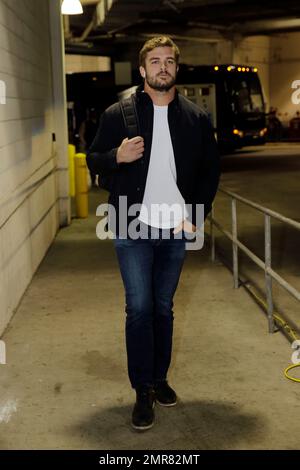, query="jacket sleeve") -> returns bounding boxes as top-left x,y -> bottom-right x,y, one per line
189,114 -> 221,227
86,108 -> 121,174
